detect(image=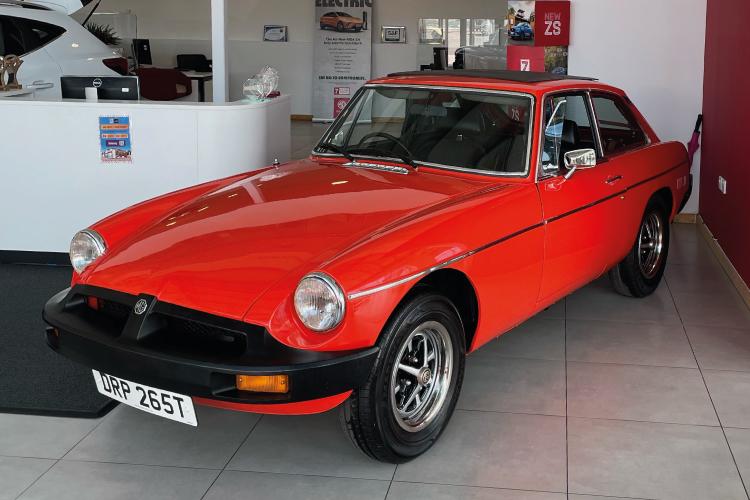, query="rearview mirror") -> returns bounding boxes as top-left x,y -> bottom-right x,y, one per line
563,149 -> 597,180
